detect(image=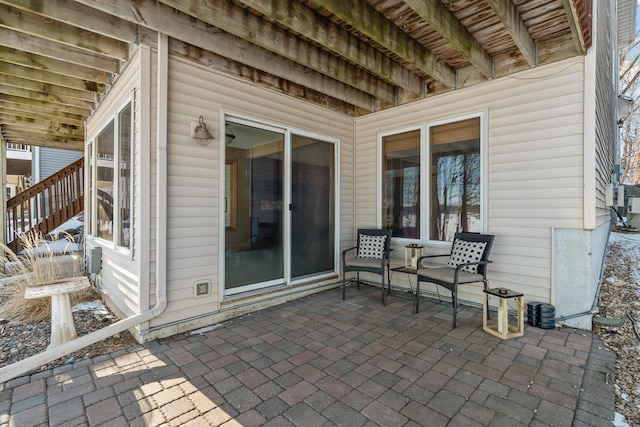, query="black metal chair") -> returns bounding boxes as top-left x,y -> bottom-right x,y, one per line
342,228 -> 392,304
415,232 -> 495,328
